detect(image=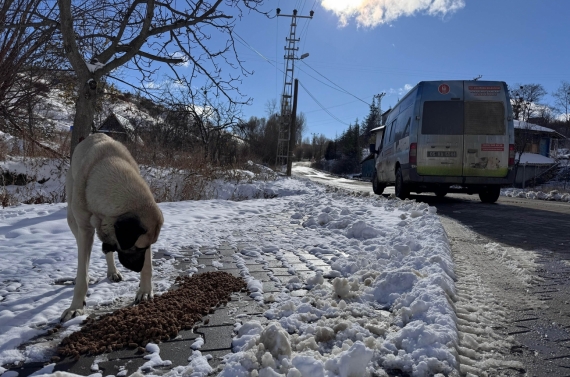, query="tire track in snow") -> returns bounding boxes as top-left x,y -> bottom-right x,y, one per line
441,217 -> 533,377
